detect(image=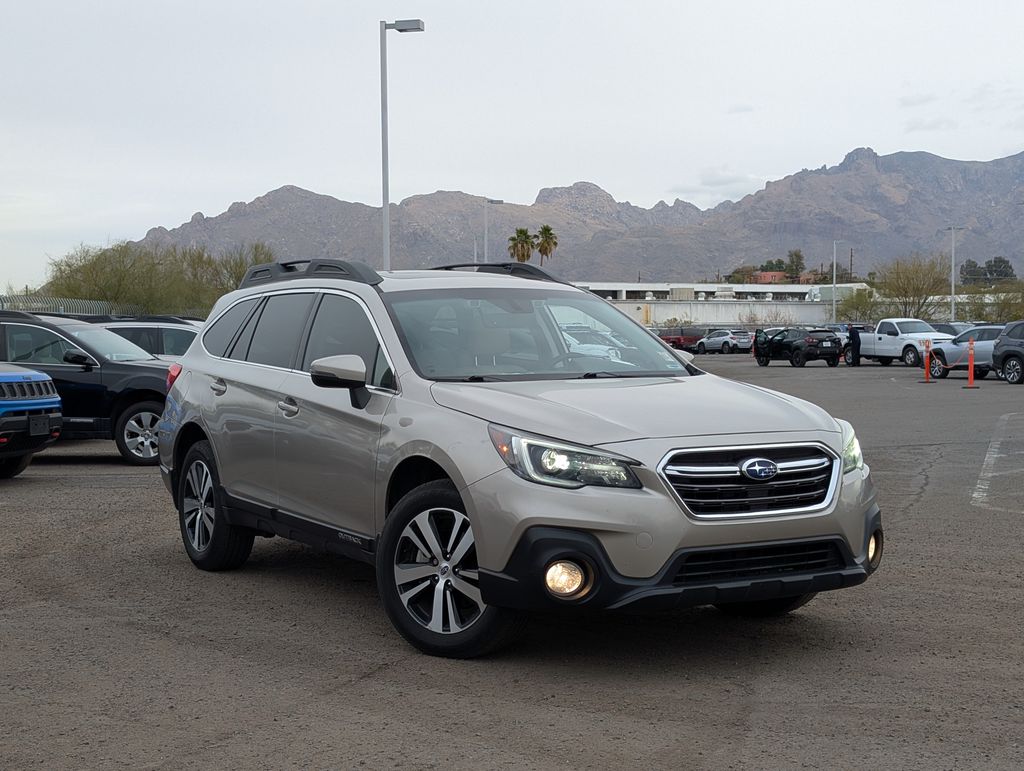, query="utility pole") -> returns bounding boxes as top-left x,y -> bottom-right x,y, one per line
849,248 -> 854,280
